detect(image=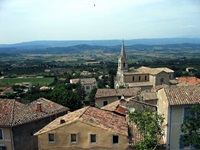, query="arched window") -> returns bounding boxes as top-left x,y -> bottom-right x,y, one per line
123,62 -> 126,68
132,76 -> 135,81
139,76 -> 141,81
103,101 -> 108,106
